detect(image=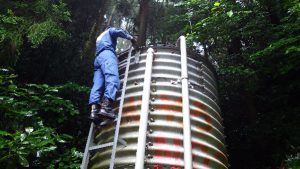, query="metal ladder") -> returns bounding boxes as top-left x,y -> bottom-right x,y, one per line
81,47 -> 133,169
